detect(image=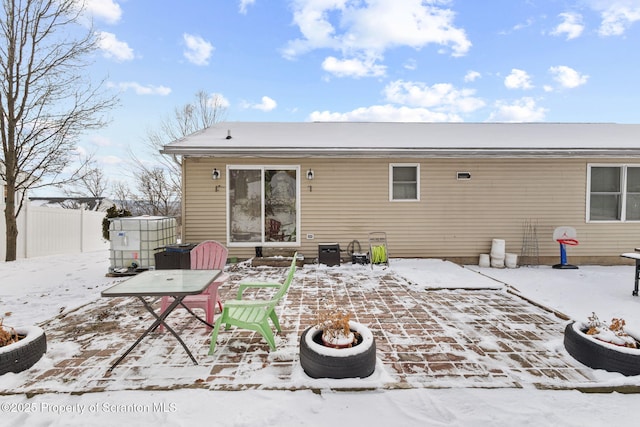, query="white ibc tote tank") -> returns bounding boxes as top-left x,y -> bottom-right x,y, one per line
108,216 -> 177,272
